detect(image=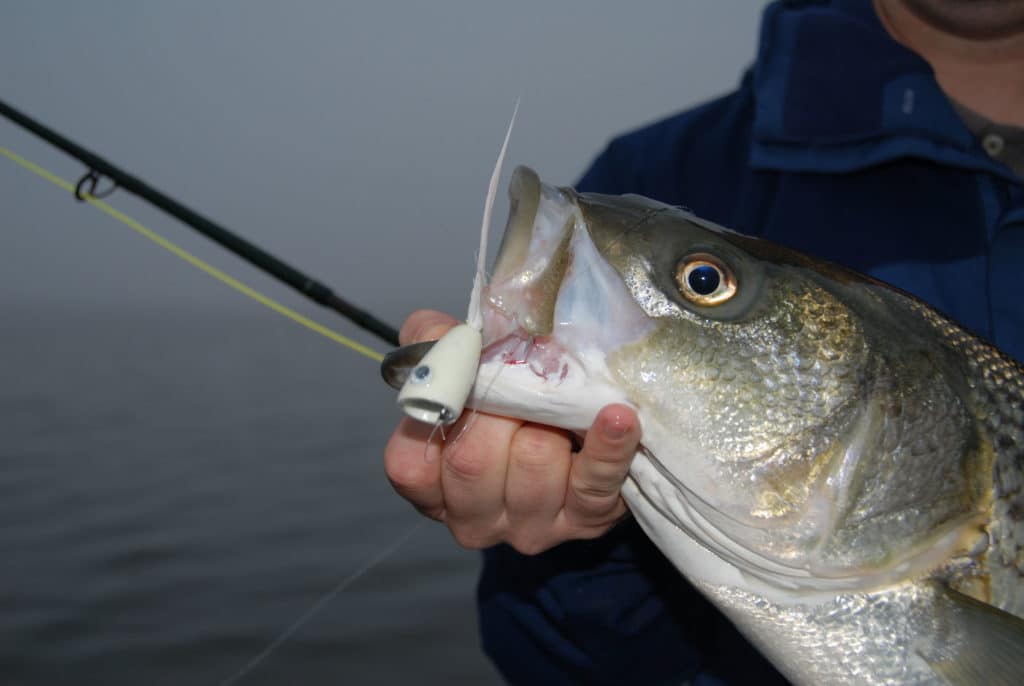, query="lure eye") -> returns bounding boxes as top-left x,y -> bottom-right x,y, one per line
676,253 -> 737,306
